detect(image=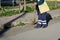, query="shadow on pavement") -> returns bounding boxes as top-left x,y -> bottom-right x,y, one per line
0,11 -> 27,37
